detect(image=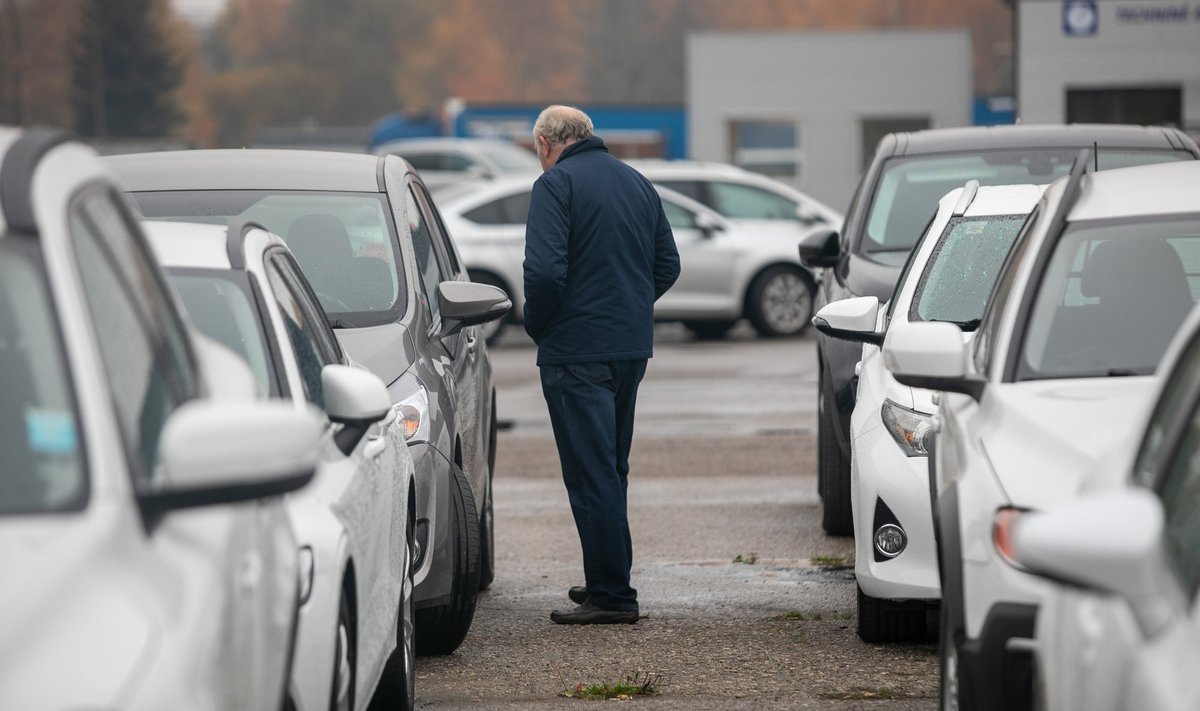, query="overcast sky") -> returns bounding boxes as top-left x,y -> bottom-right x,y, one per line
172,0 -> 224,26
